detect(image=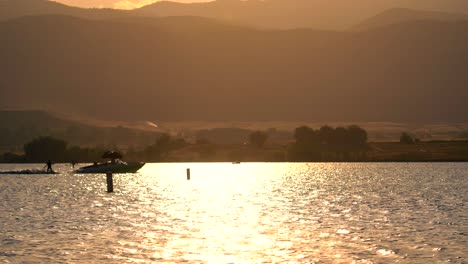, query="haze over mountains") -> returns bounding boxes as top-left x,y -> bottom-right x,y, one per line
134,0 -> 468,30
352,8 -> 468,31
1,0 -> 468,123
2,0 -> 468,30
